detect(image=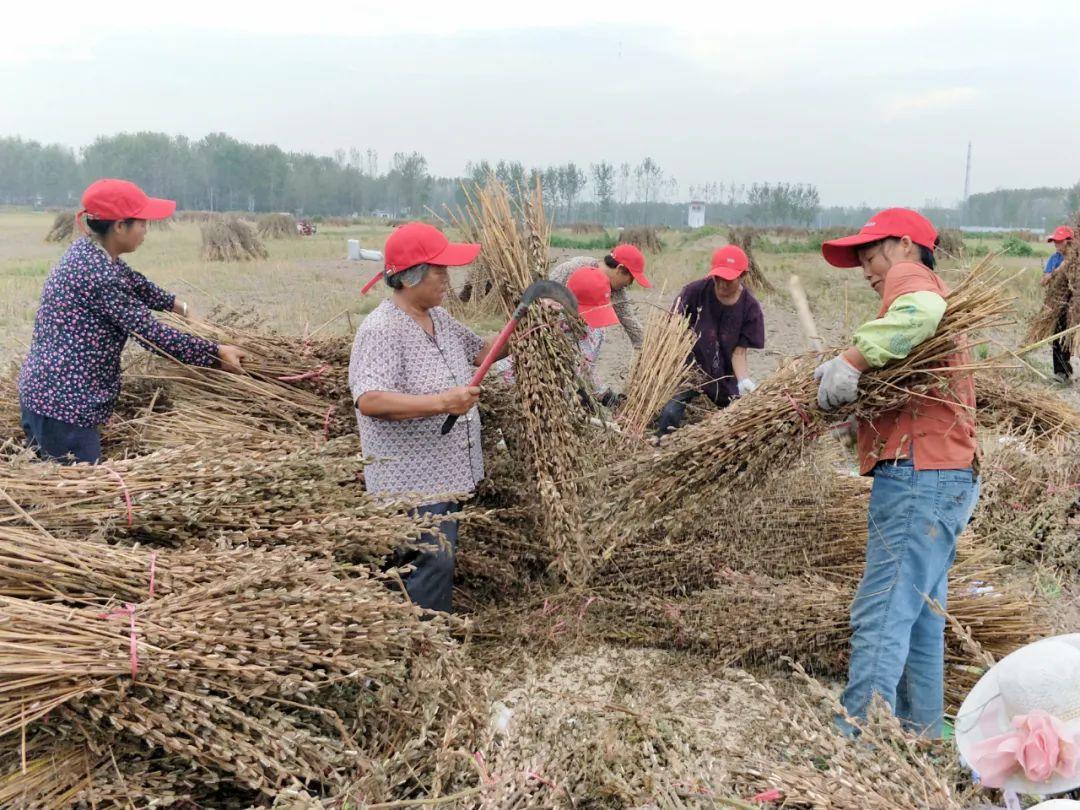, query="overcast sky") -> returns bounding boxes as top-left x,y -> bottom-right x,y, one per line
3,0 -> 1078,207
